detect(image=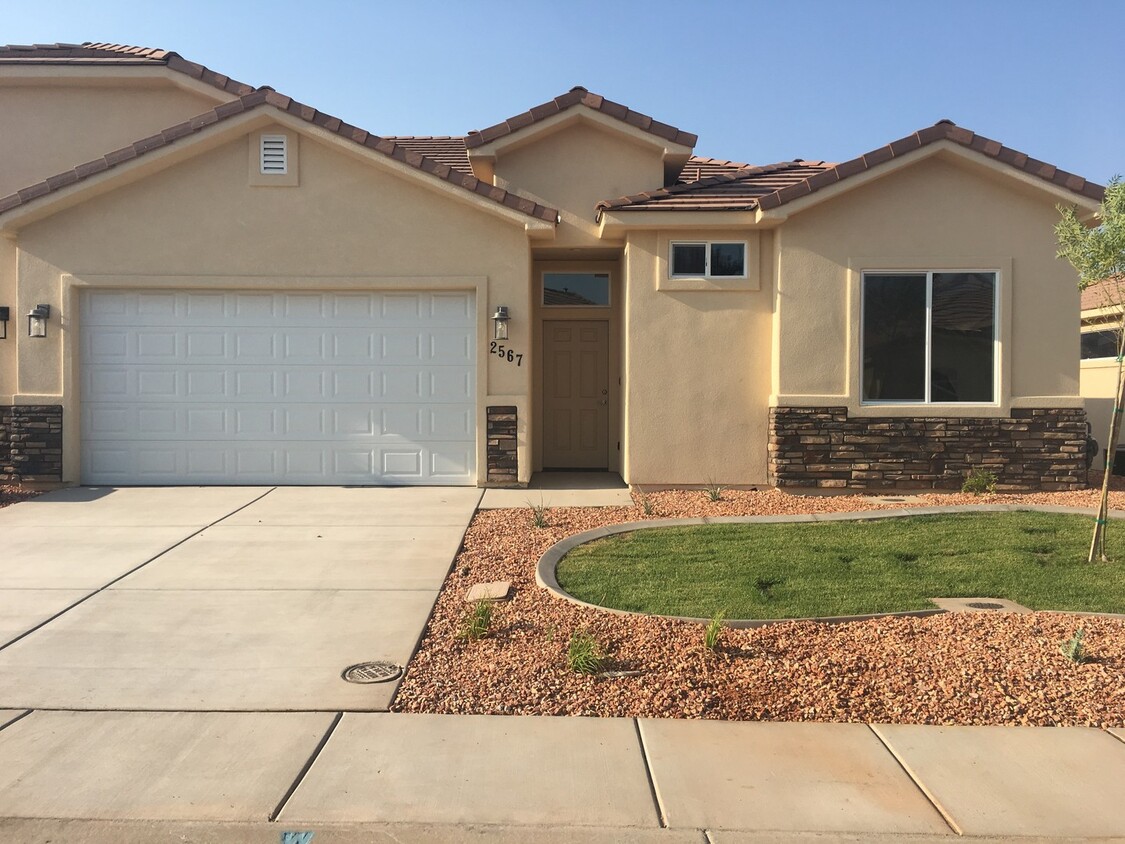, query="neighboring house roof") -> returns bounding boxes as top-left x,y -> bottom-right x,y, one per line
384,136 -> 474,174
0,88 -> 558,223
464,86 -> 698,149
597,161 -> 835,212
1080,276 -> 1125,313
0,41 -> 256,97
597,120 -> 1105,213
677,157 -> 752,184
